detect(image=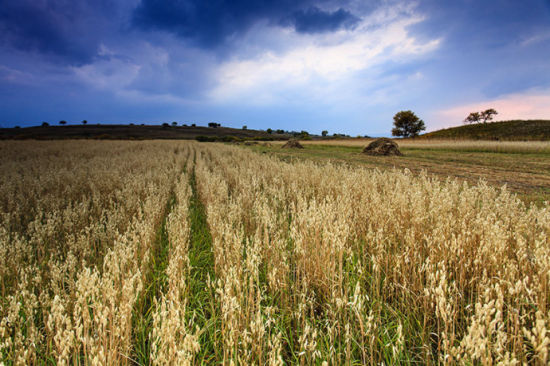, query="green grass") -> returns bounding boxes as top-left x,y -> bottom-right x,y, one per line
132,194 -> 176,365
186,162 -> 220,363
